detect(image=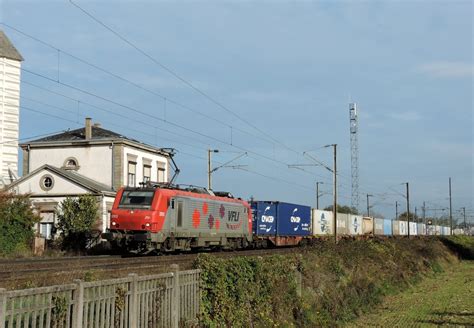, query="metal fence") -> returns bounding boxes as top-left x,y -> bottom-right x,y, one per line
0,265 -> 200,328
